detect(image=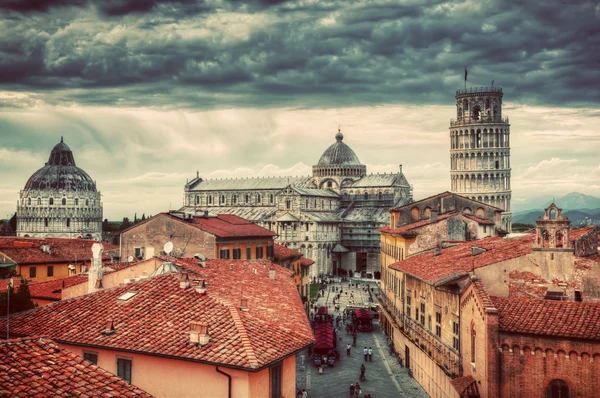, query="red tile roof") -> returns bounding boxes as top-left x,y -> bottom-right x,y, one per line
378,212 -> 458,235
0,237 -> 117,265
3,258 -> 314,371
300,258 -> 315,267
0,275 -> 89,301
463,214 -> 496,226
0,336 -> 152,397
273,243 -> 303,261
390,227 -> 595,284
190,214 -> 277,239
492,296 -> 600,340
450,375 -> 478,395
